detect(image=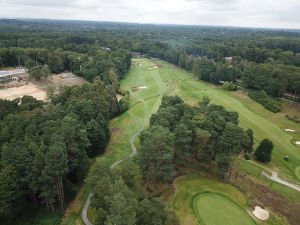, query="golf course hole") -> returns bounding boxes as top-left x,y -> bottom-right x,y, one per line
192,193 -> 256,225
